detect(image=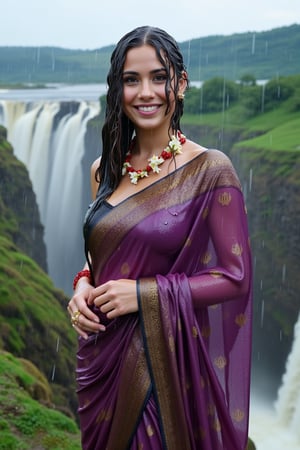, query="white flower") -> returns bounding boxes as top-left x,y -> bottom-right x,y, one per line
139,170 -> 149,179
168,136 -> 182,155
129,170 -> 148,184
148,155 -> 164,173
129,172 -> 139,184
